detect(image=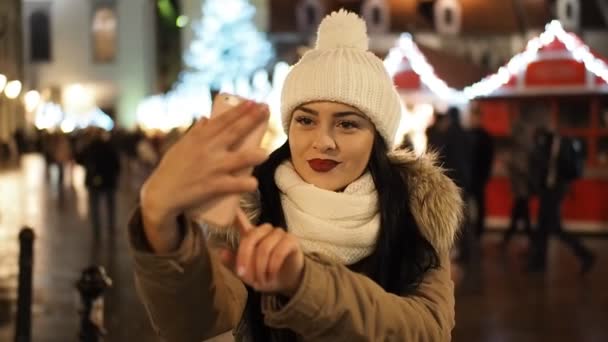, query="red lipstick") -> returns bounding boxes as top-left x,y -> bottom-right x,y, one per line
308,159 -> 340,172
